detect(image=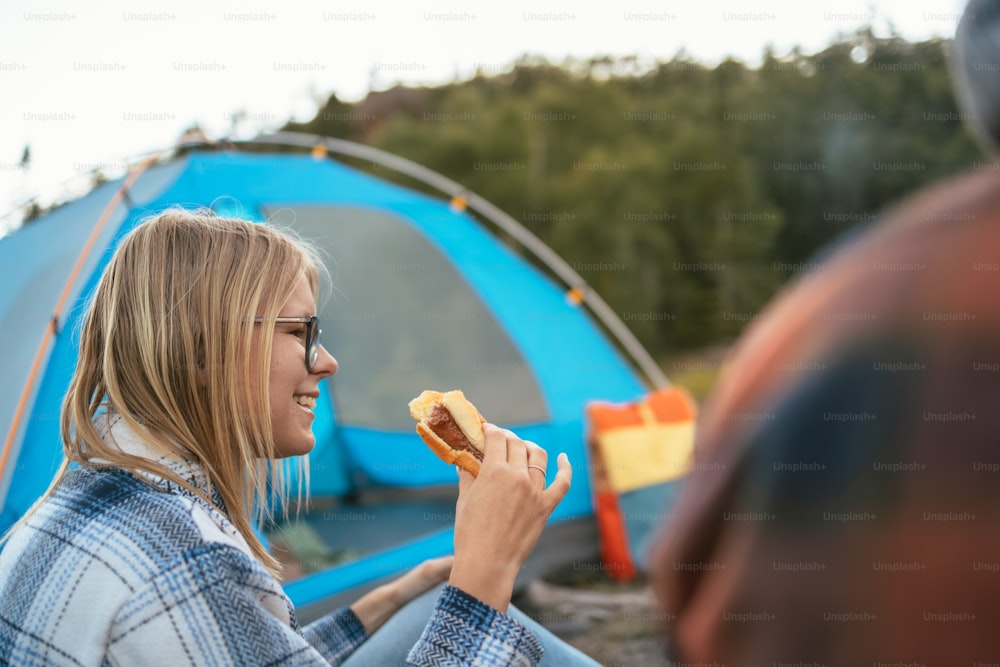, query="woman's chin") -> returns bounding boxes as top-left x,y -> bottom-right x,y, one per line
273,433 -> 316,459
